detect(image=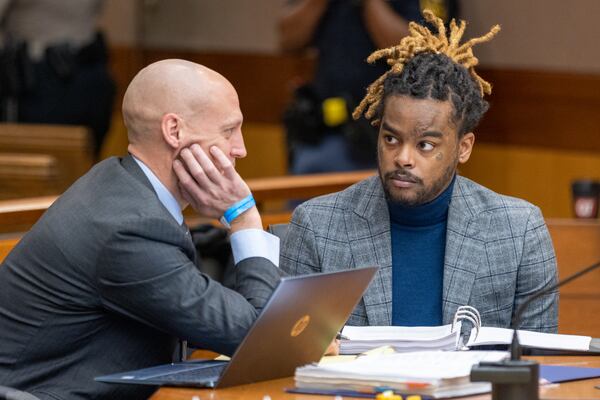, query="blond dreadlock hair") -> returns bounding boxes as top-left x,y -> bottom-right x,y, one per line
353,9 -> 500,129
